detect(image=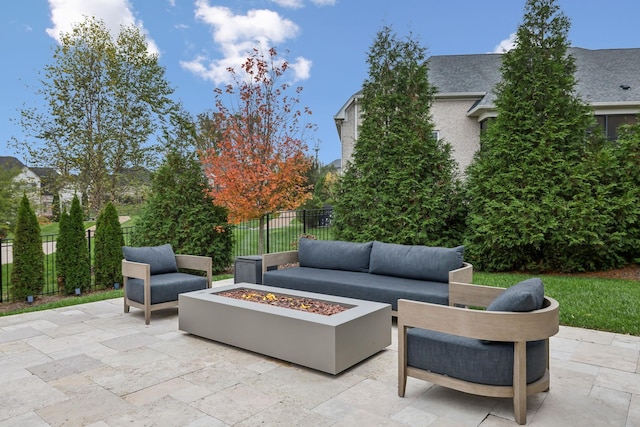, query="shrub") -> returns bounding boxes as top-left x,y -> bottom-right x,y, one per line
133,151 -> 234,273
57,195 -> 91,294
94,202 -> 124,289
11,194 -> 44,300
